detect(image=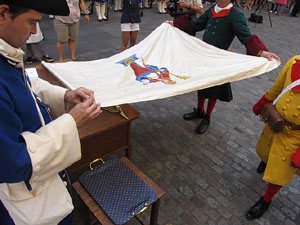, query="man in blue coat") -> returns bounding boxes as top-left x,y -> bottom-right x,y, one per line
0,0 -> 101,224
